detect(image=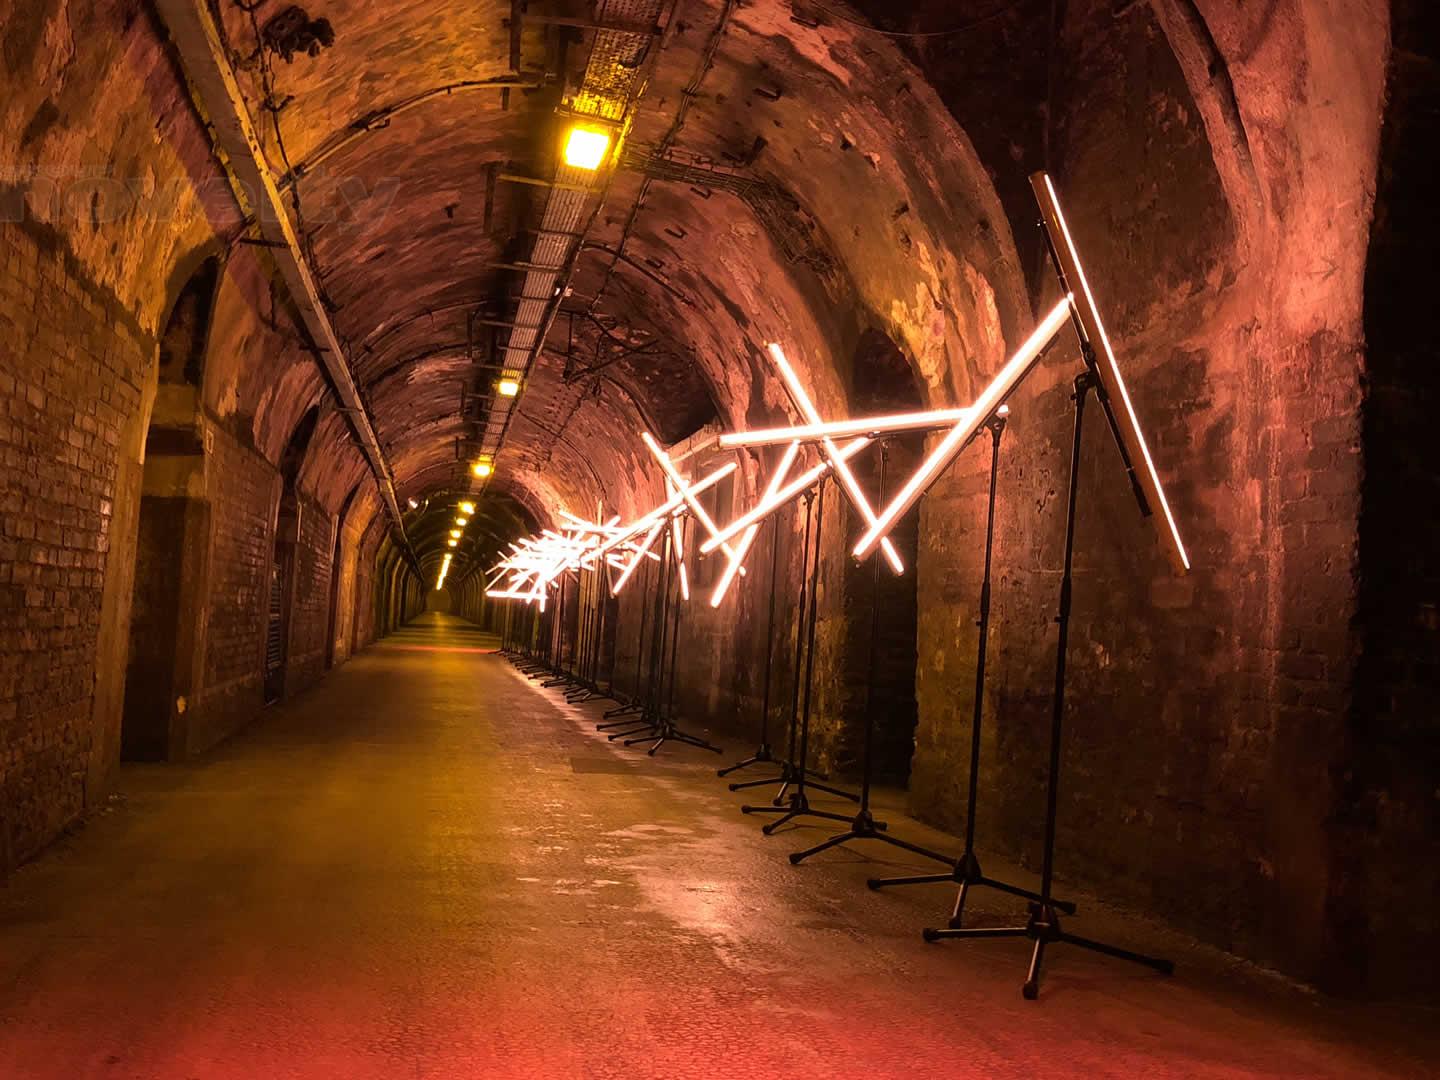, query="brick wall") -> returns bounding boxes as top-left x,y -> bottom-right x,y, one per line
186,423 -> 276,755
0,219 -> 153,870
285,494 -> 335,694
